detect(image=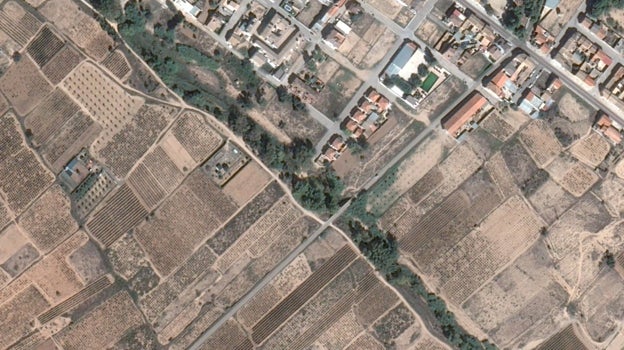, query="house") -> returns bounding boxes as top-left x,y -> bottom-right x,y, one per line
367,90 -> 381,103
596,113 -> 623,144
518,91 -> 544,118
329,135 -> 347,151
342,88 -> 390,139
323,28 -> 346,49
351,110 -> 367,123
448,8 -> 466,28
594,50 -> 612,69
442,93 -> 490,138
487,70 -> 510,98
172,0 -> 201,17
377,97 -> 390,114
